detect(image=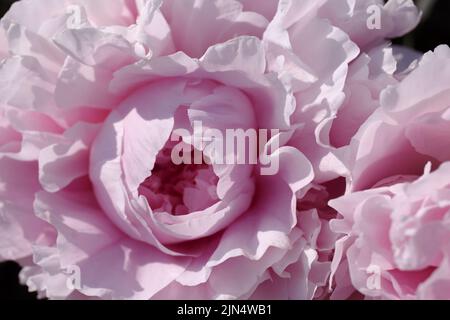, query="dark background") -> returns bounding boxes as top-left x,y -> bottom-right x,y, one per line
0,0 -> 449,300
